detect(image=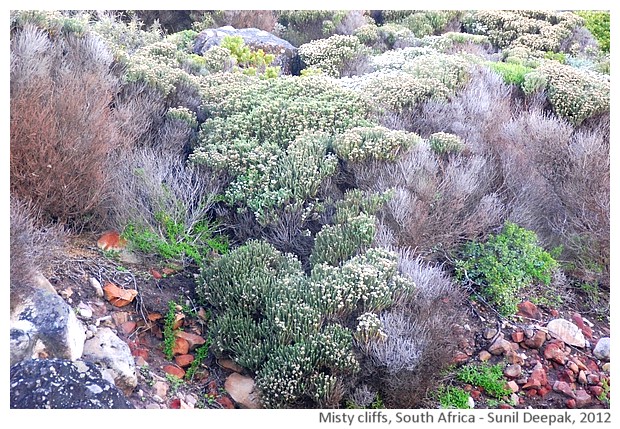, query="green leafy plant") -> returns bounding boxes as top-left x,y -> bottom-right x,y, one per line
436,385 -> 471,409
488,61 -> 534,86
122,213 -> 228,267
185,339 -> 212,381
221,35 -> 280,78
456,363 -> 511,399
598,377 -> 610,404
456,222 -> 558,316
166,372 -> 184,394
163,300 -> 179,361
574,10 -> 610,53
